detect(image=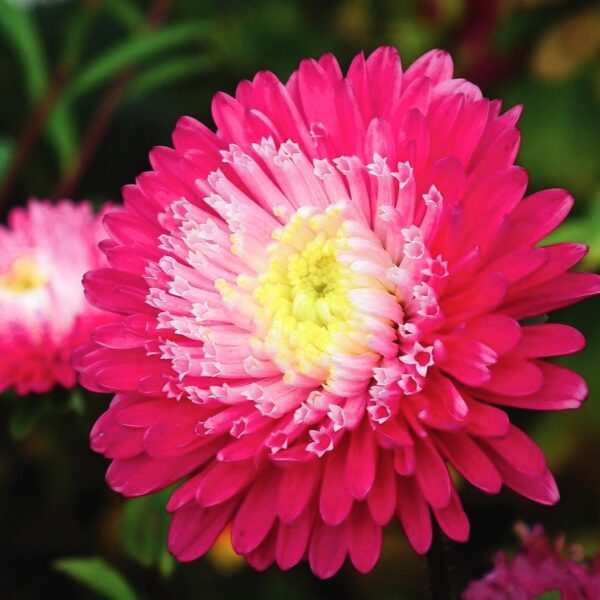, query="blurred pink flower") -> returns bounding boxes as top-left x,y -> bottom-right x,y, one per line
0,199 -> 113,394
463,523 -> 600,599
75,47 -> 600,577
